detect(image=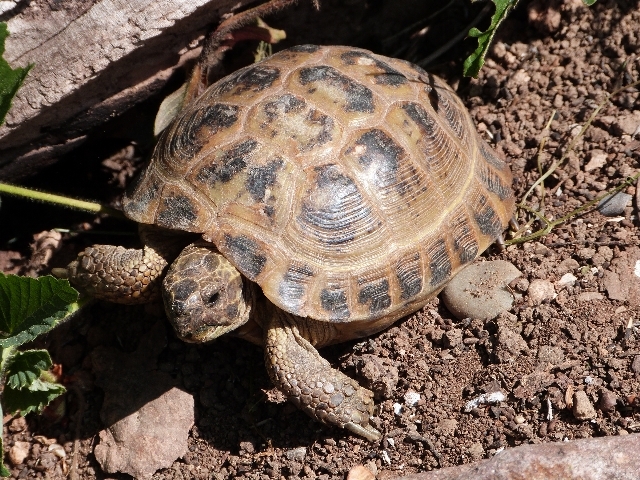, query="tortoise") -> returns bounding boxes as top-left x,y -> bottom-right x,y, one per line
61,45 -> 515,441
